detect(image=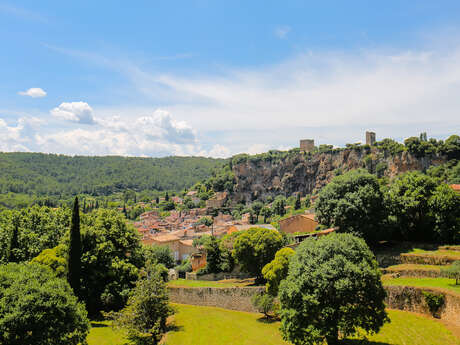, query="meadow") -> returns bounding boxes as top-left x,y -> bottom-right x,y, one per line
87,304 -> 459,345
